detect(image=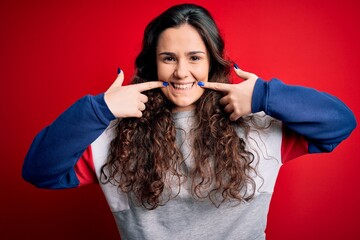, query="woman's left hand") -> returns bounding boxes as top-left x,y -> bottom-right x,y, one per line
200,66 -> 258,121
